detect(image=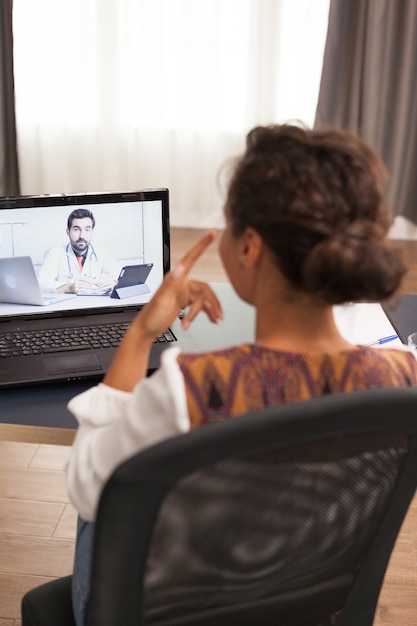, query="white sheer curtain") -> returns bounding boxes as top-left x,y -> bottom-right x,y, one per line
12,0 -> 329,227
